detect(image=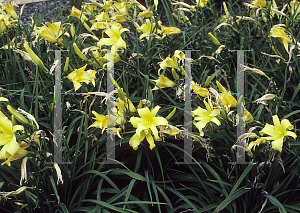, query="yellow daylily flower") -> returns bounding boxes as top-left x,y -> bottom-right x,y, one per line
88,111 -> 107,133
243,109 -> 254,122
35,21 -> 64,43
111,2 -> 130,23
192,98 -> 221,136
259,115 -> 297,152
0,97 -> 9,101
159,55 -> 179,70
250,0 -> 266,8
137,19 -> 161,40
0,19 -> 7,35
216,81 -> 237,110
161,26 -> 182,38
269,25 -> 292,53
97,25 -> 129,51
129,106 -> 168,150
191,81 -> 210,97
115,97 -> 136,113
138,7 -> 153,18
195,0 -> 209,7
69,6 -> 88,22
151,75 -> 175,90
4,3 -> 19,19
246,137 -> 267,152
0,114 -> 24,163
67,64 -> 96,91
291,0 -> 300,16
